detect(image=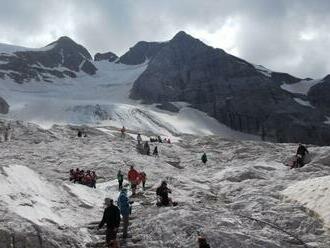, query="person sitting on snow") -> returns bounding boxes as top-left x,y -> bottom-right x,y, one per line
156,181 -> 177,207
69,169 -> 75,181
91,171 -> 97,188
128,166 -> 140,195
98,198 -> 121,248
296,143 -> 309,167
